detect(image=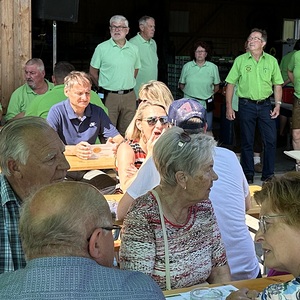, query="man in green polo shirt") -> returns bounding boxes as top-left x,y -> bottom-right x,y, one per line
26,61 -> 108,119
5,58 -> 54,122
129,16 -> 158,98
225,28 -> 283,184
89,15 -> 141,137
